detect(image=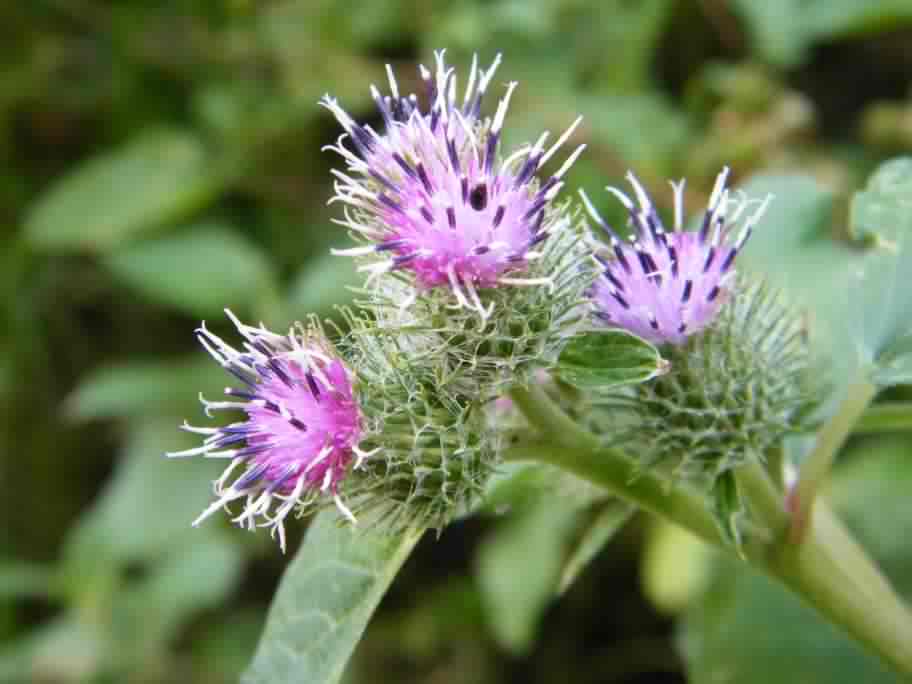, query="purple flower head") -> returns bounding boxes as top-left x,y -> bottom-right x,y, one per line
582,167 -> 771,345
320,50 -> 584,317
168,311 -> 376,551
